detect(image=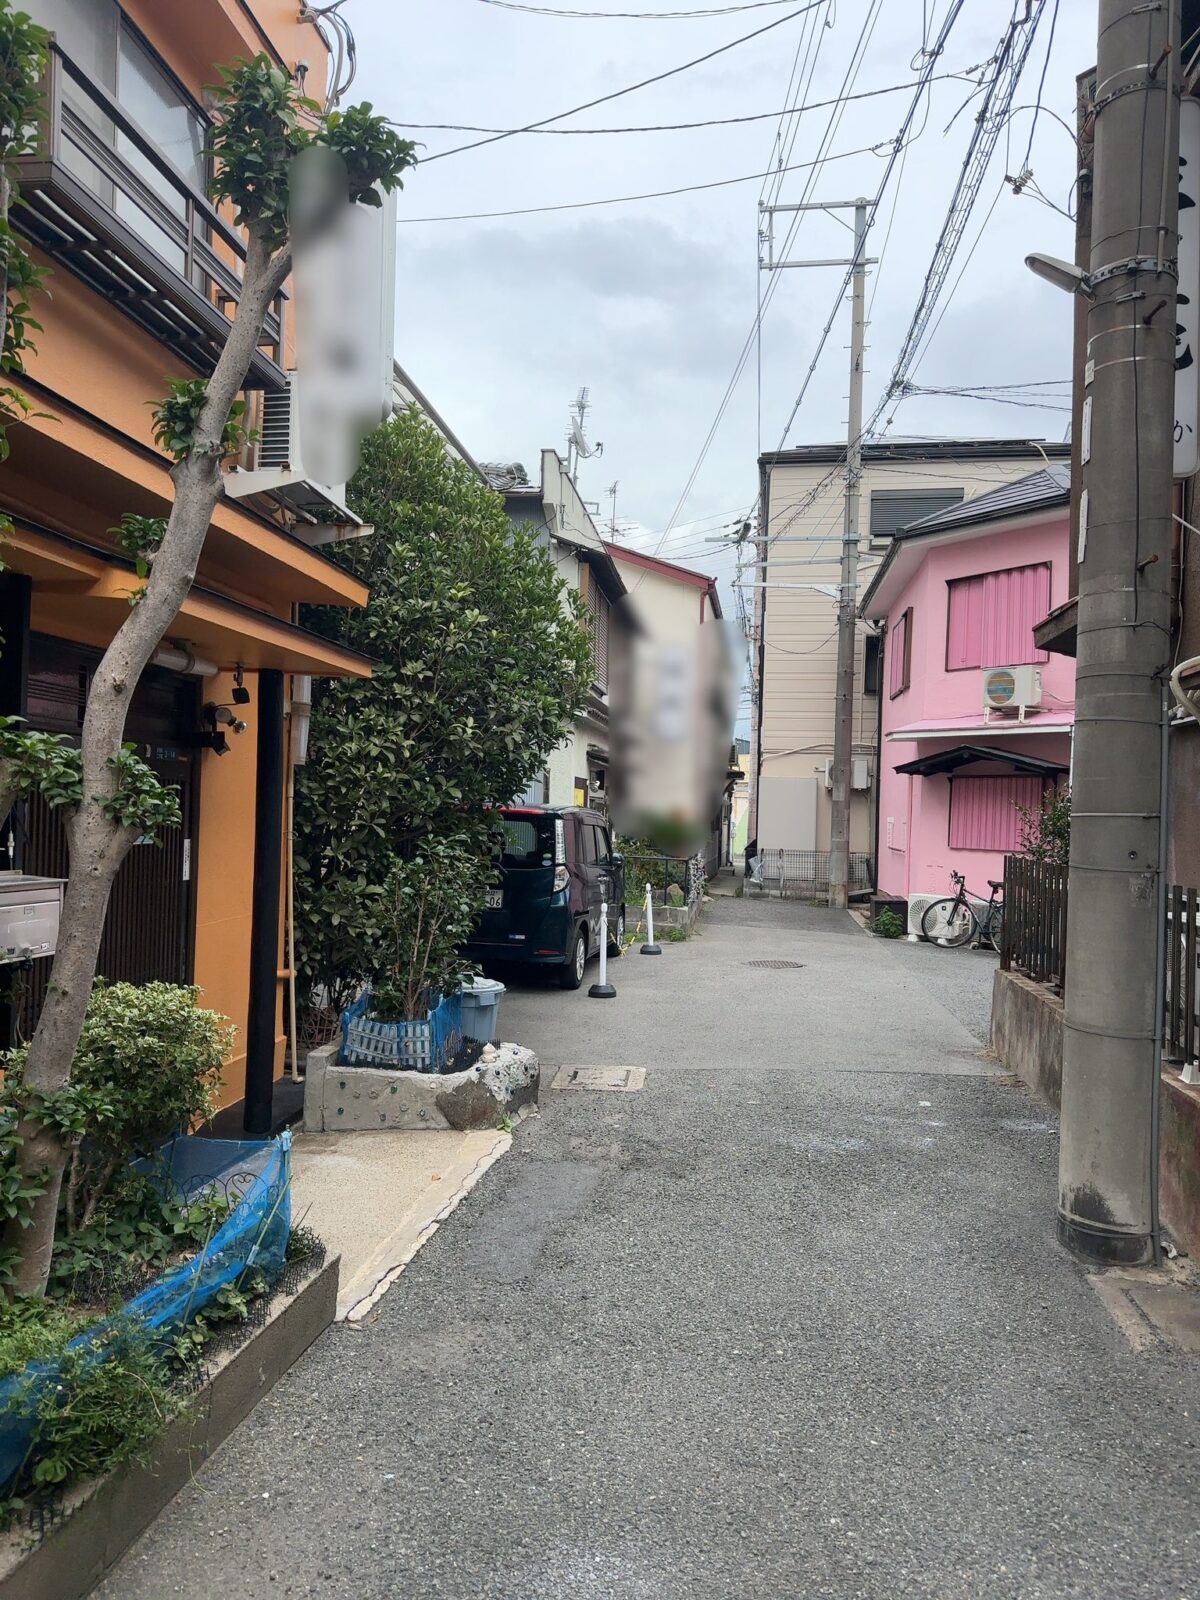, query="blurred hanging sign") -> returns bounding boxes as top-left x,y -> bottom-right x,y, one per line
1175,97 -> 1199,479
